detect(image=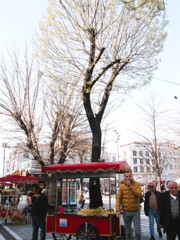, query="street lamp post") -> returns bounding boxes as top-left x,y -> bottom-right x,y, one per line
2,143 -> 9,176
114,130 -> 120,161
